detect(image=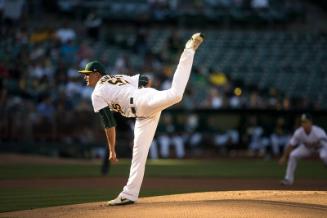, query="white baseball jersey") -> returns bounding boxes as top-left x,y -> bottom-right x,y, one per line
91,74 -> 139,117
289,125 -> 327,149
